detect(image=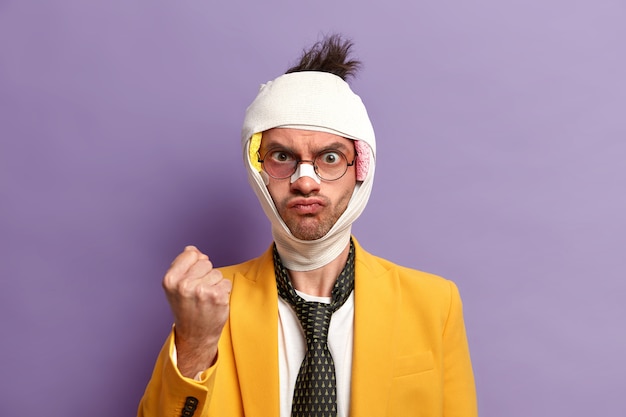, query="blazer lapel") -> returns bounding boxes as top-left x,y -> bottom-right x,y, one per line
350,243 -> 399,416
230,248 -> 280,417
